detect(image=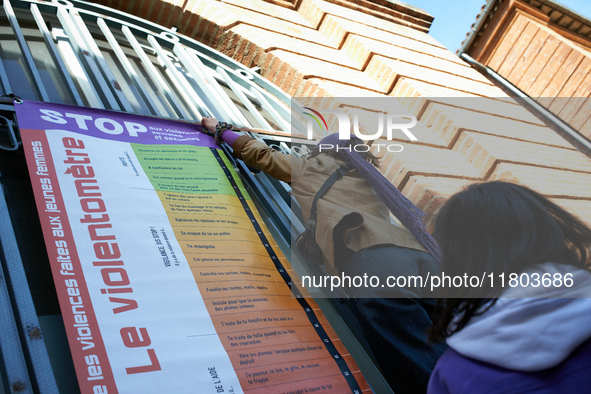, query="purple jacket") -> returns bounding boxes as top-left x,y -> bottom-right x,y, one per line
428,338 -> 591,393
429,263 -> 591,393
